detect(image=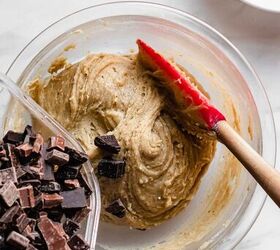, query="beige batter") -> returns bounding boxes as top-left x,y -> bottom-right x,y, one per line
28,53 -> 216,229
